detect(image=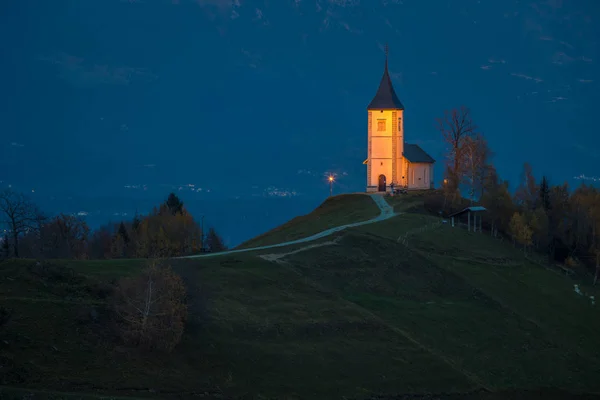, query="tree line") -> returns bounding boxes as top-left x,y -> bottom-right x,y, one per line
0,191 -> 227,260
433,106 -> 600,284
